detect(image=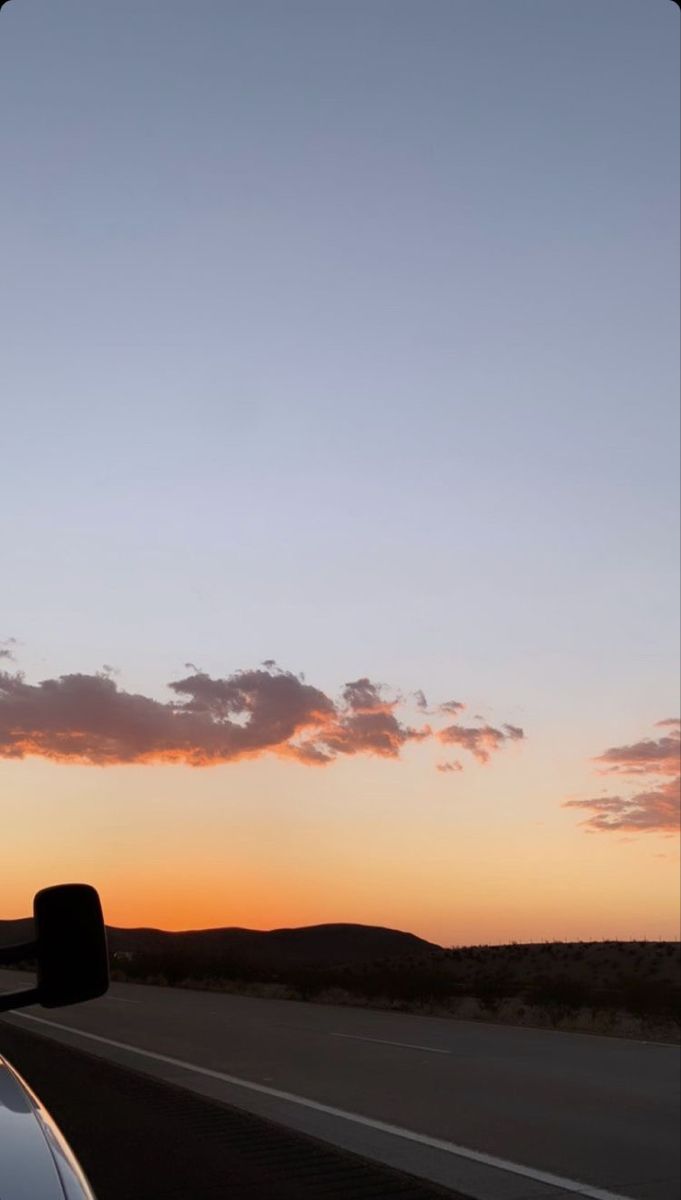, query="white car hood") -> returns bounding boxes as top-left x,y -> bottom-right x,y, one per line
0,1055 -> 95,1200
